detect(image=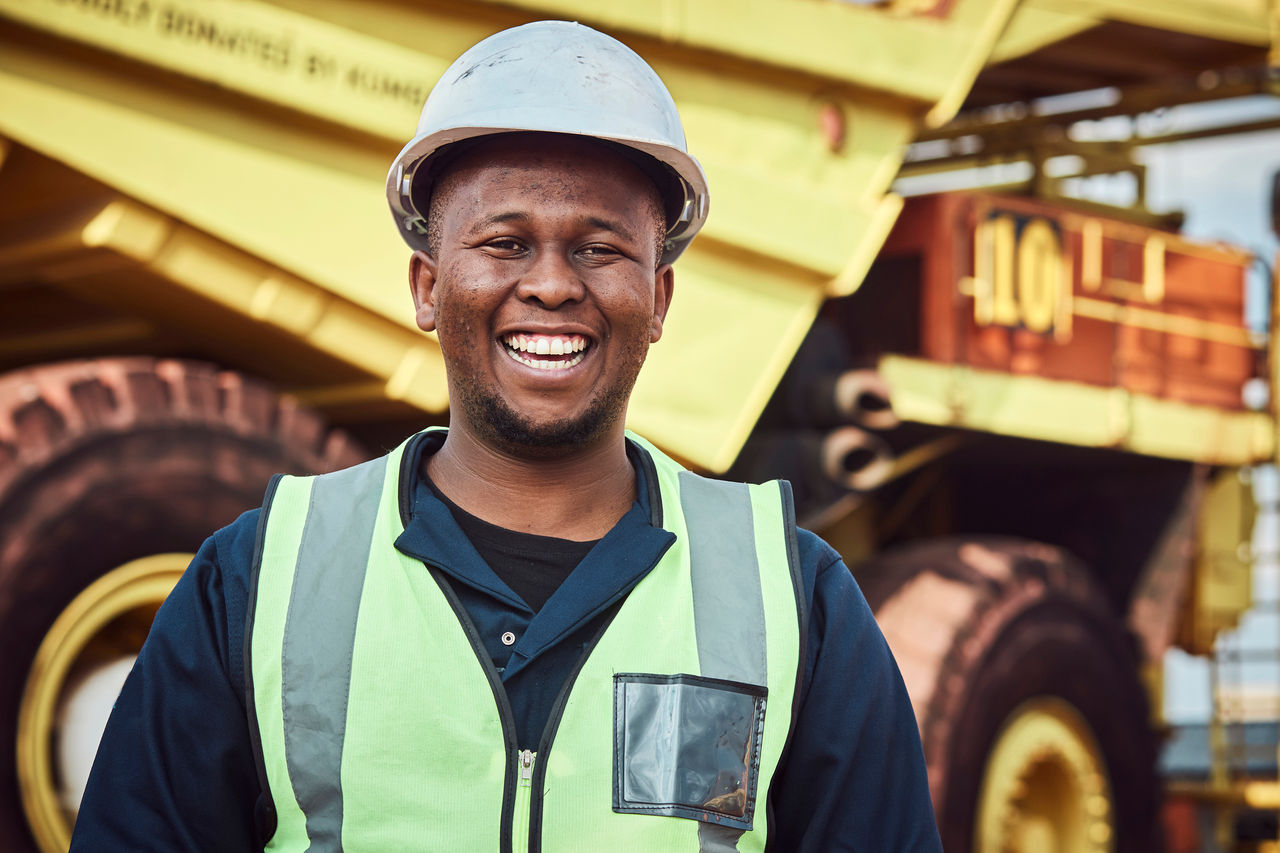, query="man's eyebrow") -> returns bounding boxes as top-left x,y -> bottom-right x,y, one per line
586,216 -> 636,241
472,211 -> 531,230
